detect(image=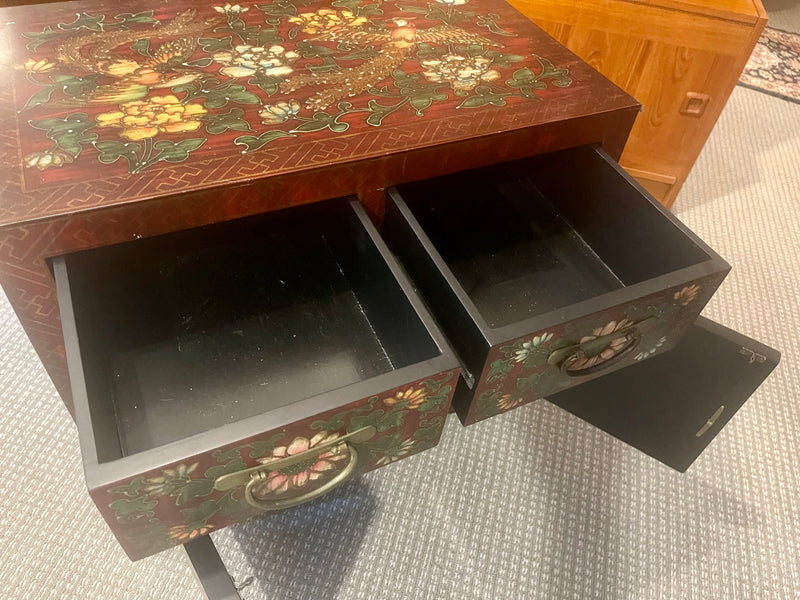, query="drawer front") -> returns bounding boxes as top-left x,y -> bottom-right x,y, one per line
466,272 -> 725,424
546,317 -> 779,471
94,368 -> 458,561
385,144 -> 730,427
